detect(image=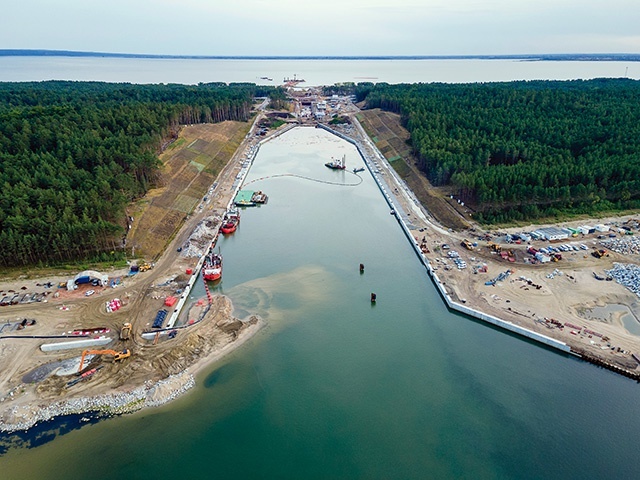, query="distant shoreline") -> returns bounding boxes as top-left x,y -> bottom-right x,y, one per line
2,50 -> 640,62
